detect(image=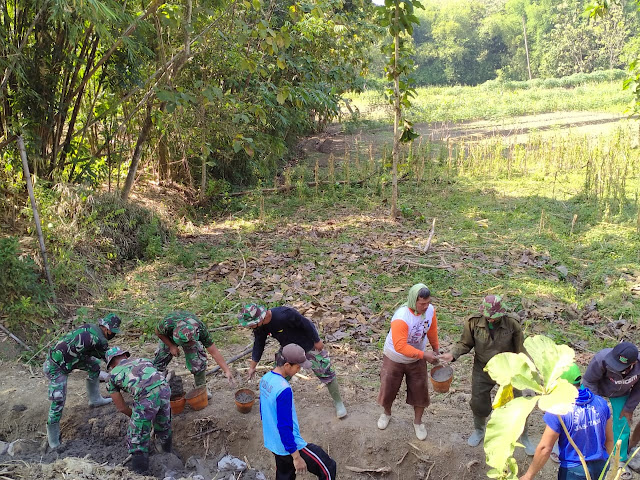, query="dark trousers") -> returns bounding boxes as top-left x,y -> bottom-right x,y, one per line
557,459 -> 608,480
274,443 -> 337,480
